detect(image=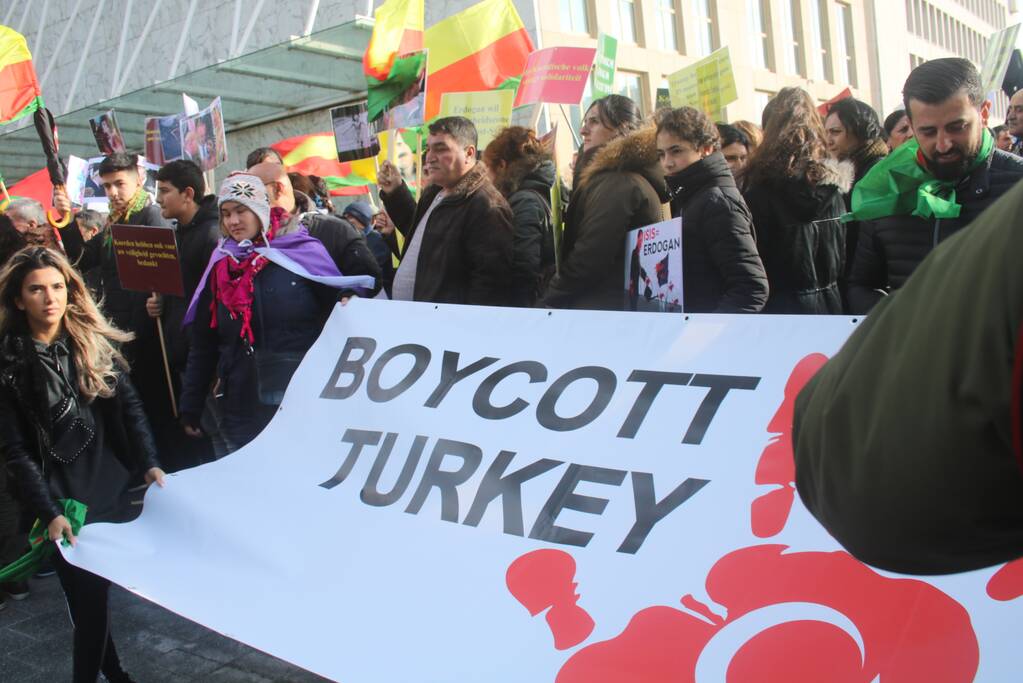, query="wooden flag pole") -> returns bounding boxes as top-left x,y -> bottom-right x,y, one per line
388,128 -> 398,164
155,315 -> 179,418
